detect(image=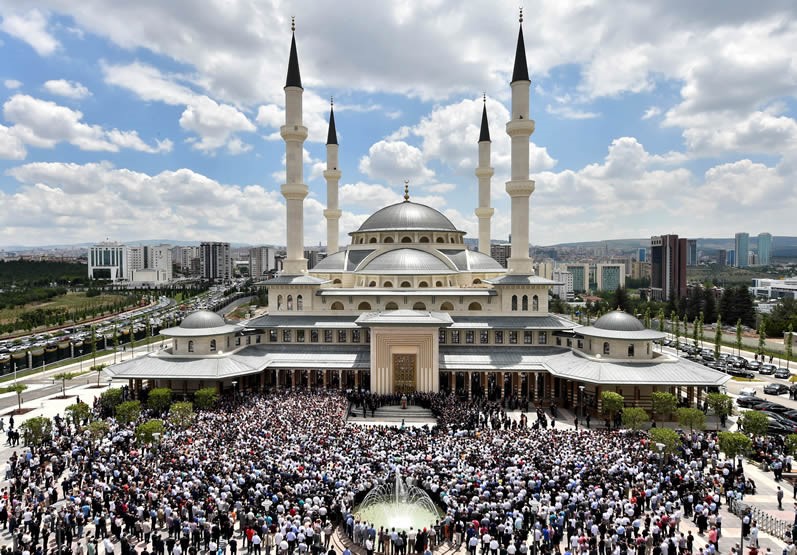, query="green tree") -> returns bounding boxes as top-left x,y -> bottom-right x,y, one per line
115,400 -> 141,424
717,431 -> 752,468
20,416 -> 52,451
704,291 -> 717,324
758,319 -> 767,358
193,387 -> 219,410
644,307 -> 651,329
7,383 -> 27,412
785,434 -> 797,456
88,420 -> 110,441
93,363 -> 106,387
90,324 -> 98,369
601,391 -> 624,429
99,387 -> 123,413
676,407 -> 705,431
651,392 -> 677,422
714,315 -> 722,359
673,313 -> 681,350
705,393 -> 734,430
787,323 -> 793,371
740,411 -> 769,436
135,419 -> 165,444
621,407 -> 649,430
649,427 -> 681,455
692,316 -> 699,347
65,402 -> 91,428
168,401 -> 195,429
736,319 -> 743,356
147,388 -> 172,414
658,308 -> 665,334
614,286 -> 630,312
53,371 -> 77,397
